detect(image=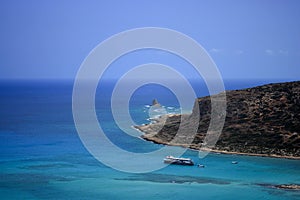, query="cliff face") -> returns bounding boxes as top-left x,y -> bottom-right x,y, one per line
137,81 -> 300,158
